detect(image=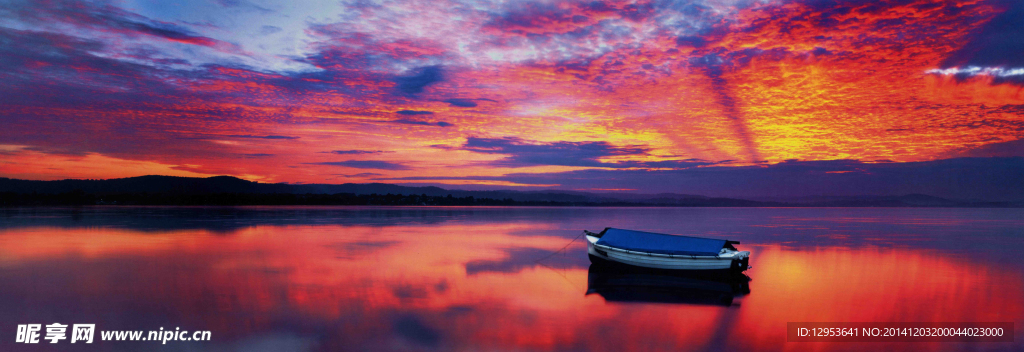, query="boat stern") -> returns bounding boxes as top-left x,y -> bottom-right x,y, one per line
730,251 -> 751,272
